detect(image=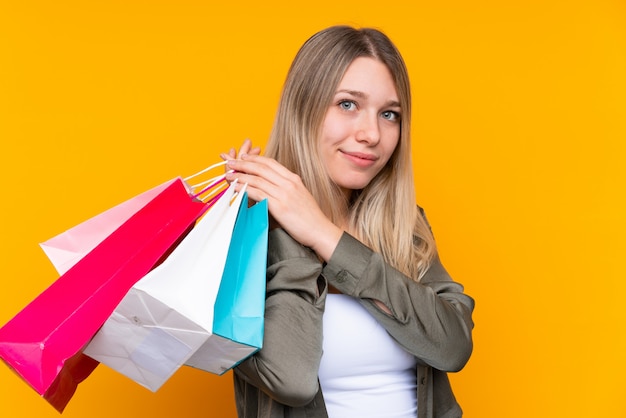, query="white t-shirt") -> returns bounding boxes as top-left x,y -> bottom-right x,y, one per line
318,293 -> 418,418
